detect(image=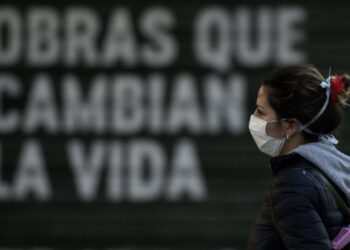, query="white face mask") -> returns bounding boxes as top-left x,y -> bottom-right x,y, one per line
248,114 -> 288,157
